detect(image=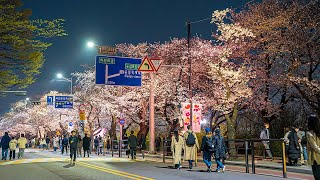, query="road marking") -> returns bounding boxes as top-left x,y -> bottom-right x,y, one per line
77,162 -> 154,180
